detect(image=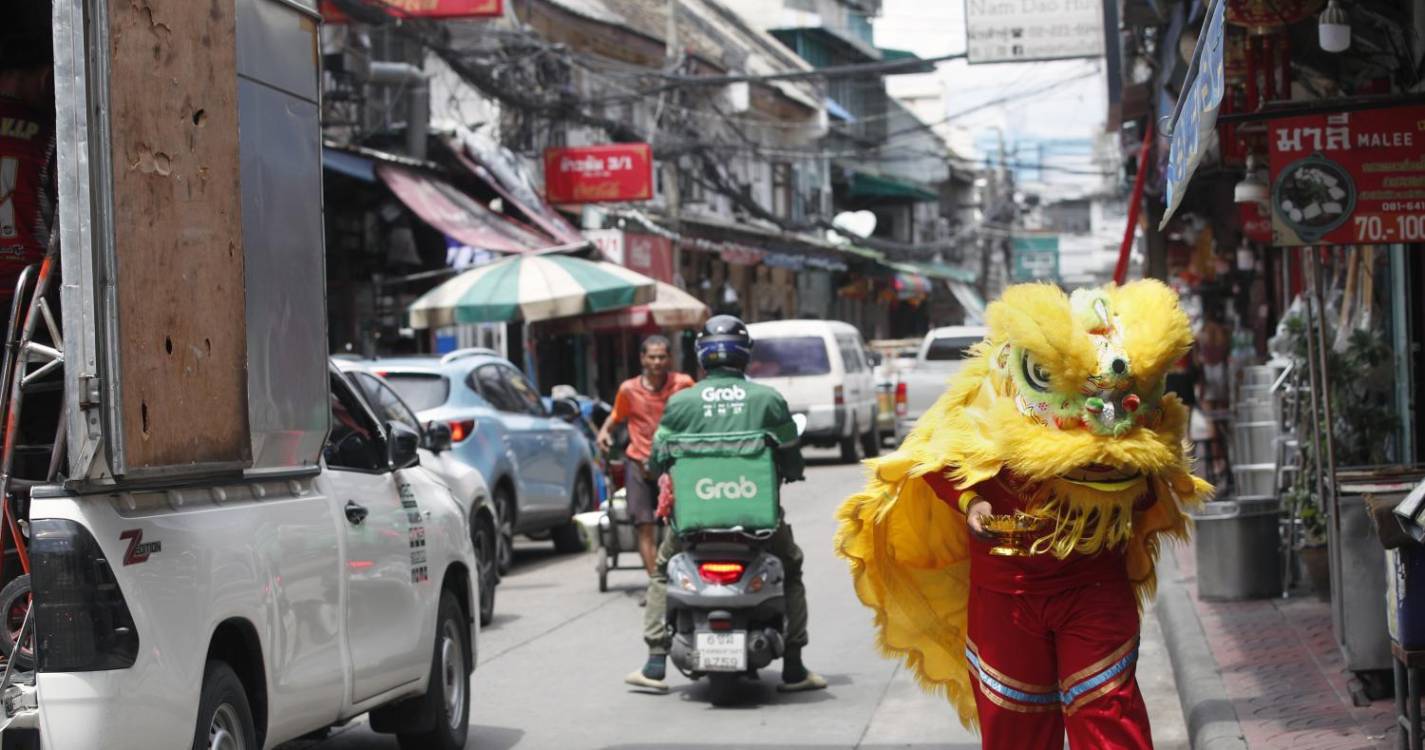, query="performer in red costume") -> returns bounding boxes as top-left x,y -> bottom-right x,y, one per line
837,282 -> 1212,749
